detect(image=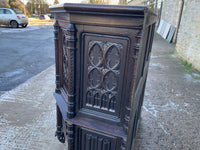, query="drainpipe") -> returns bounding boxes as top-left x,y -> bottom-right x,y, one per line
175,0 -> 184,43
154,0 -> 158,14
157,0 -> 163,27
